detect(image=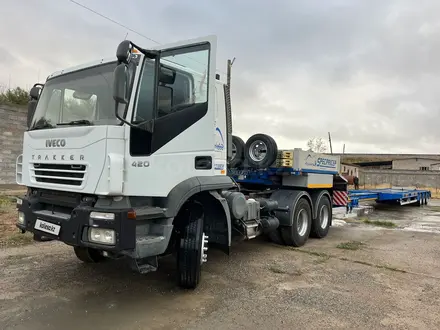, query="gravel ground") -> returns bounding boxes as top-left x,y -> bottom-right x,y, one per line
1,201 -> 440,330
